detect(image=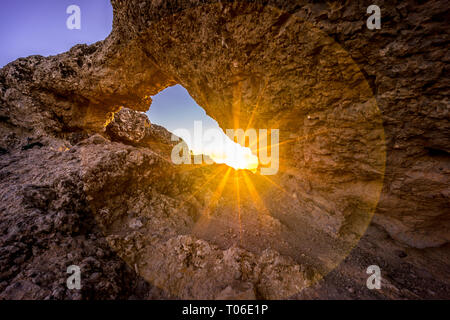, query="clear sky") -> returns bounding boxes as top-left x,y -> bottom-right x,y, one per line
0,0 -> 113,67
0,0 -> 258,170
148,85 -> 226,152
148,85 -> 258,170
